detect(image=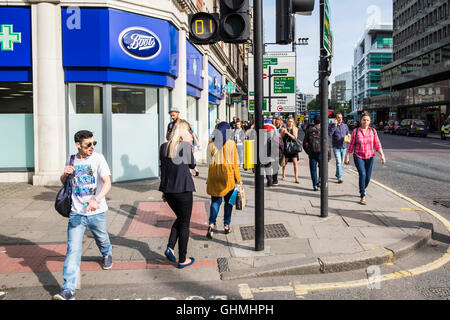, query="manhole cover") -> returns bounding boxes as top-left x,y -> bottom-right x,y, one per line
240,223 -> 290,241
428,287 -> 450,299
